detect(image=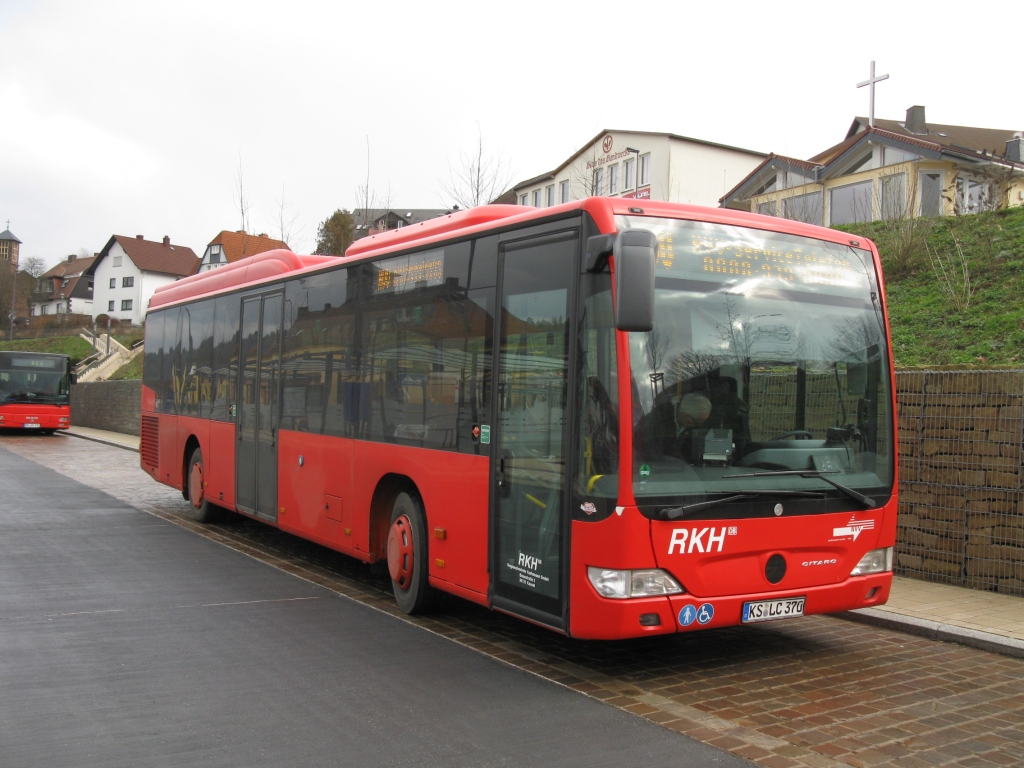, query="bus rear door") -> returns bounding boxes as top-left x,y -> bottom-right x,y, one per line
236,292 -> 283,521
